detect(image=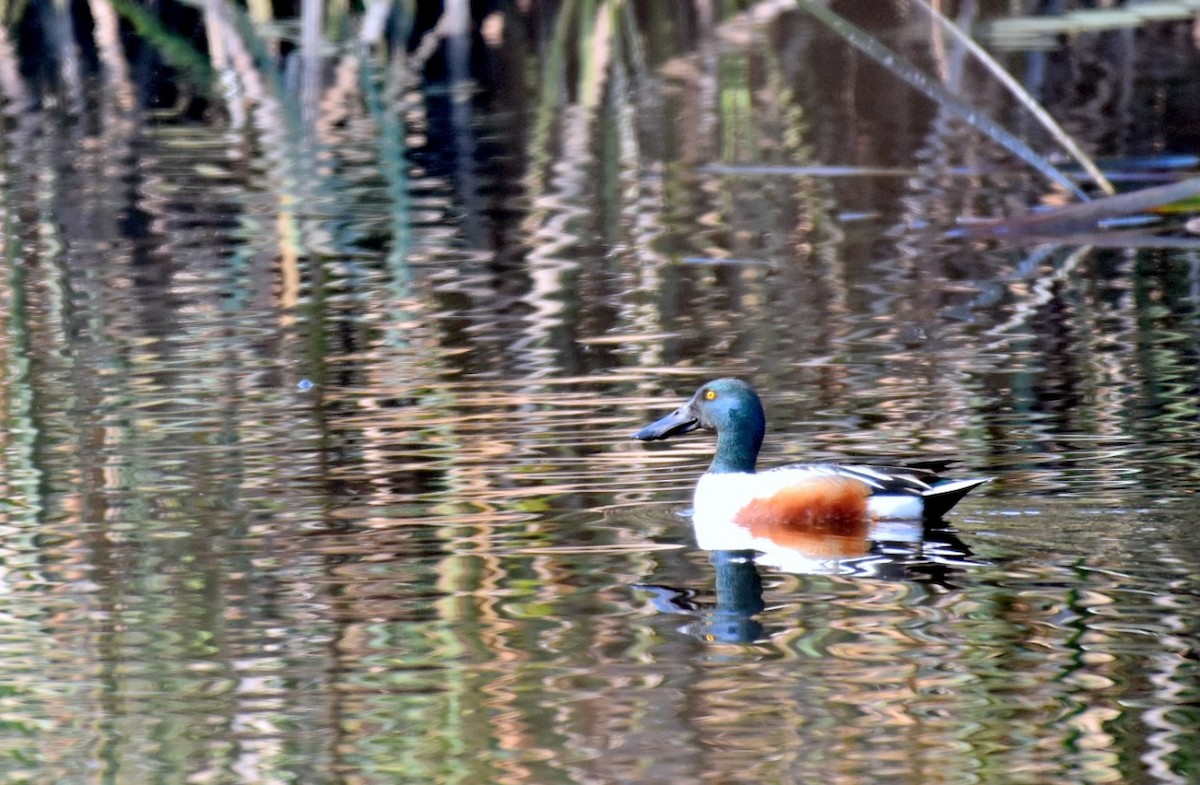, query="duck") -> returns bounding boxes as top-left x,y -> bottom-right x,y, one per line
632,378 -> 991,527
